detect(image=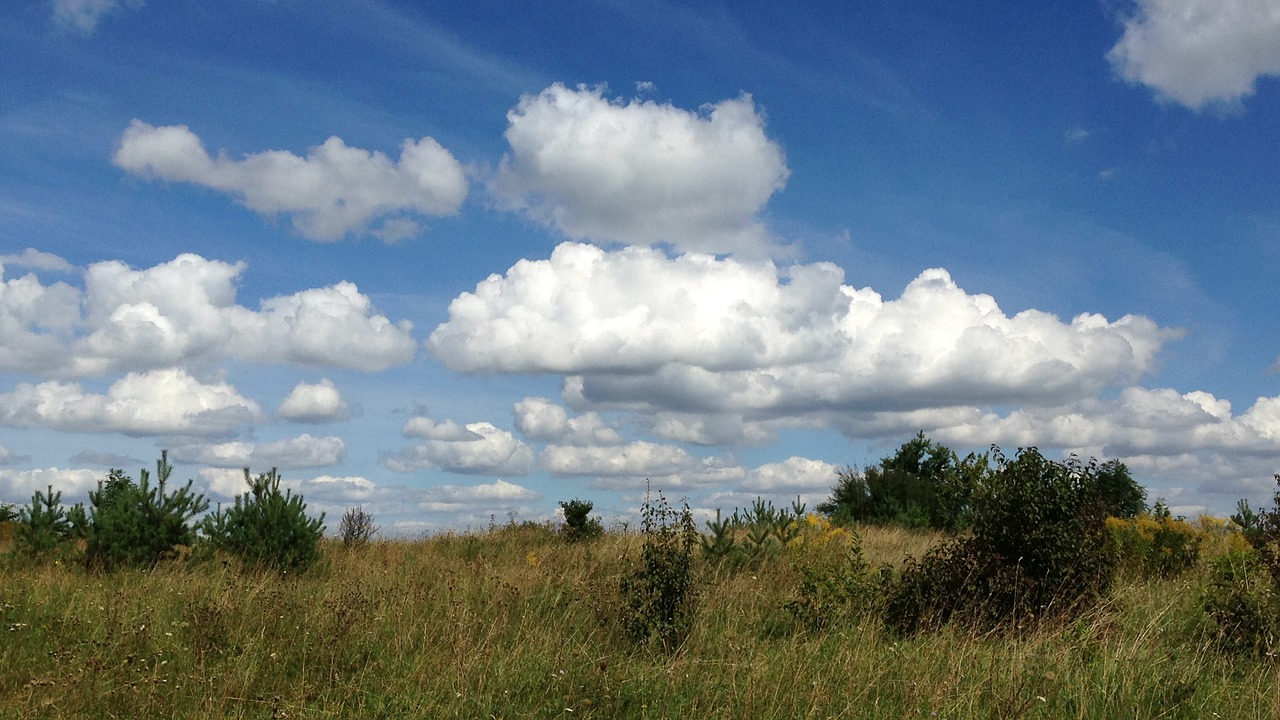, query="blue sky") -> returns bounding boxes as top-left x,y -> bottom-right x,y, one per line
2,0 -> 1279,532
